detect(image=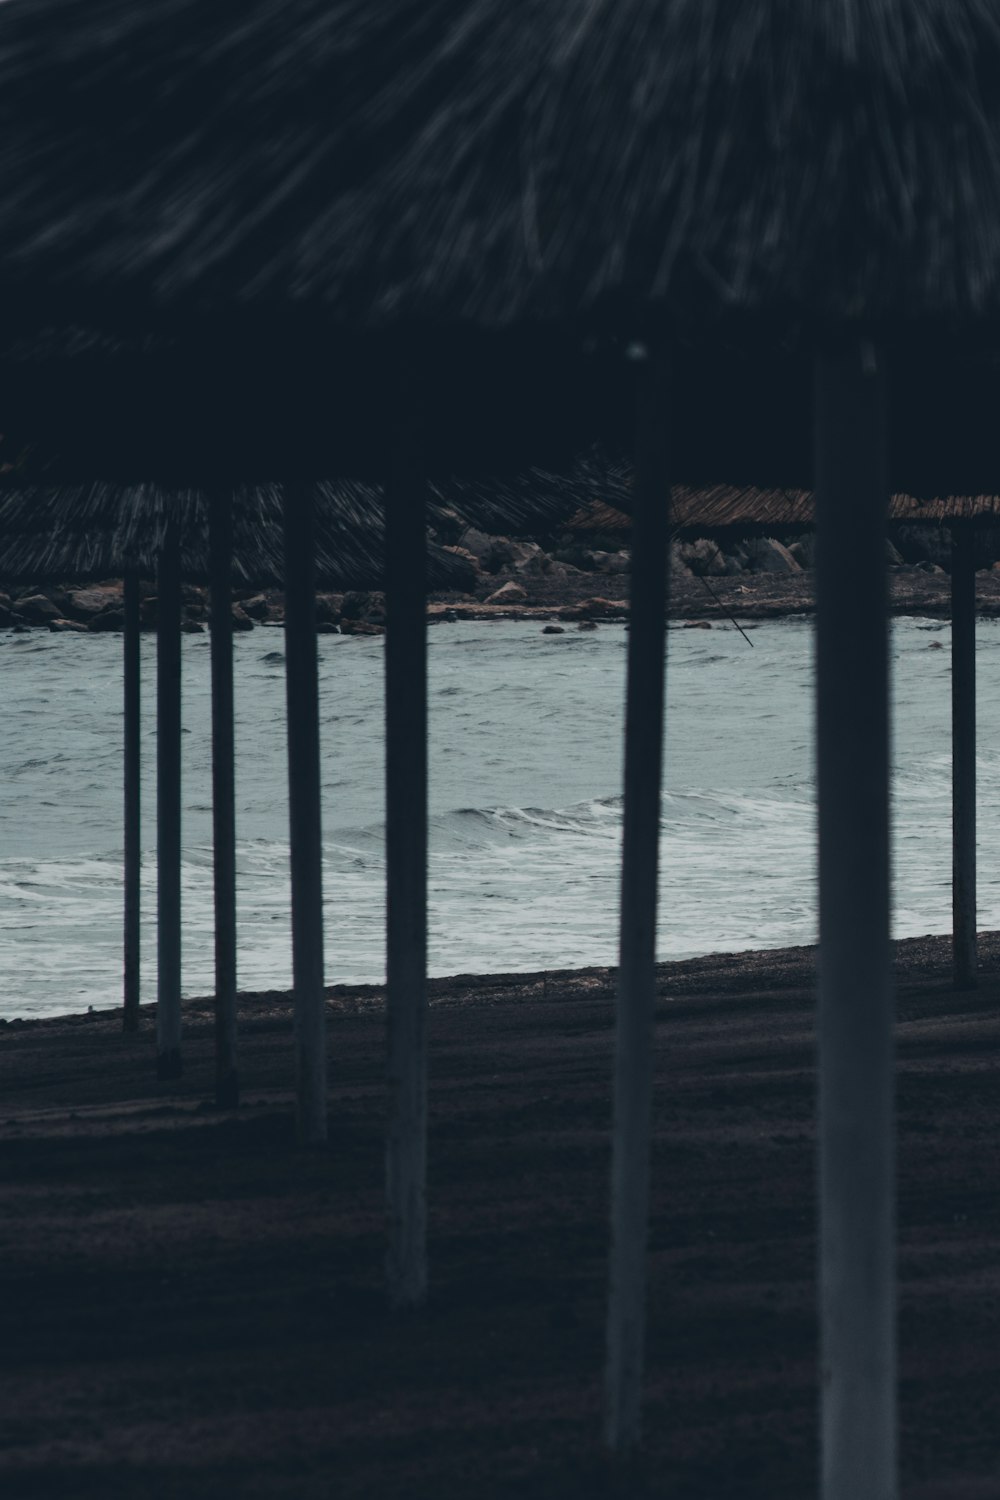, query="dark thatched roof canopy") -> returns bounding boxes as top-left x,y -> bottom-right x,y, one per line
2,1 -> 1000,338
